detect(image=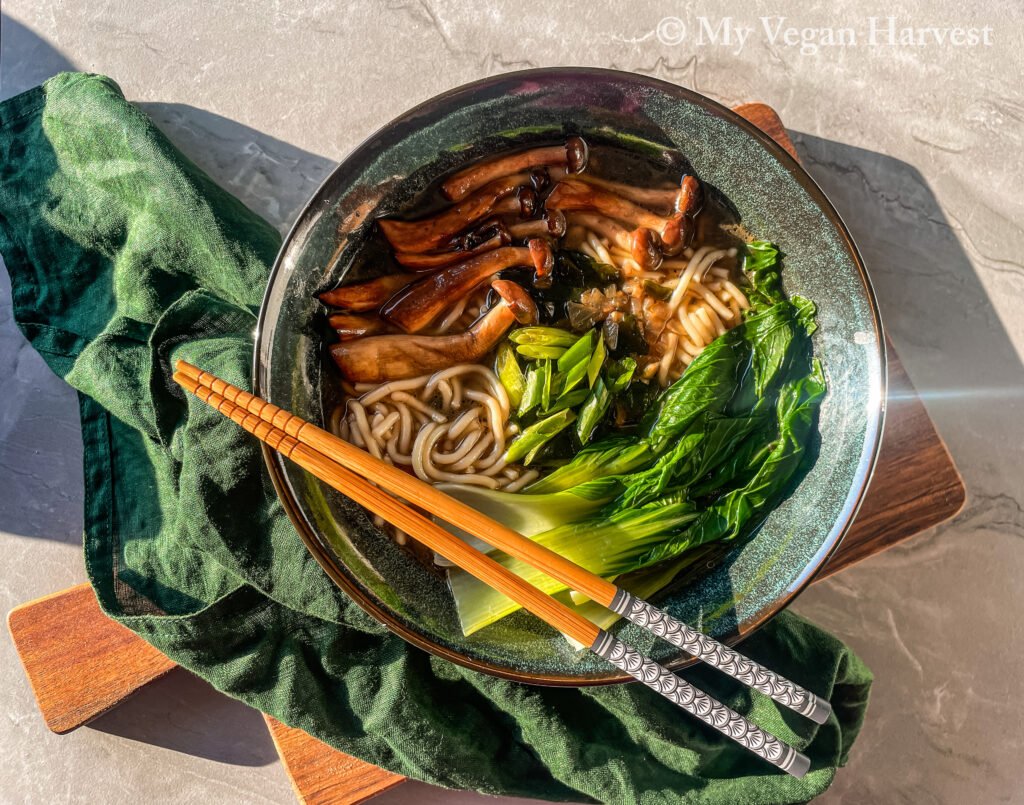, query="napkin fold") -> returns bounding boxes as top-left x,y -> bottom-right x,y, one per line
0,72 -> 871,804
